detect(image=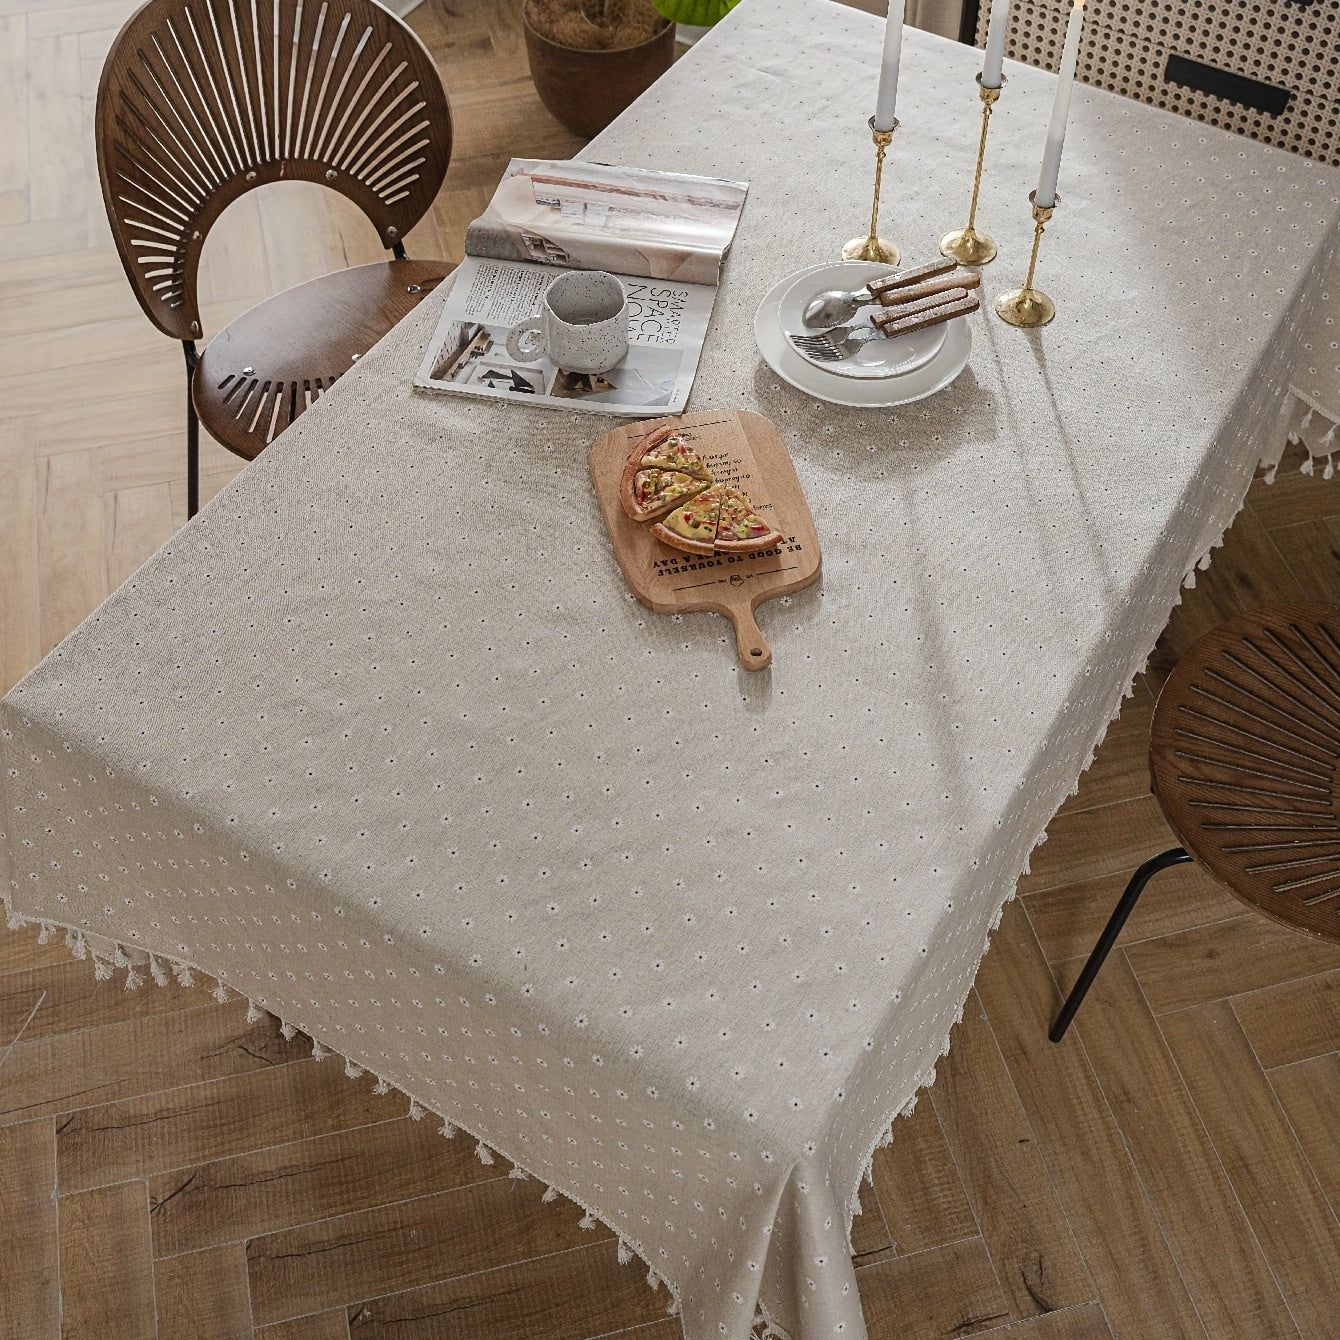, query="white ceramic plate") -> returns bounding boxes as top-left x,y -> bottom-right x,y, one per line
781,262 -> 947,379
755,261 -> 973,409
